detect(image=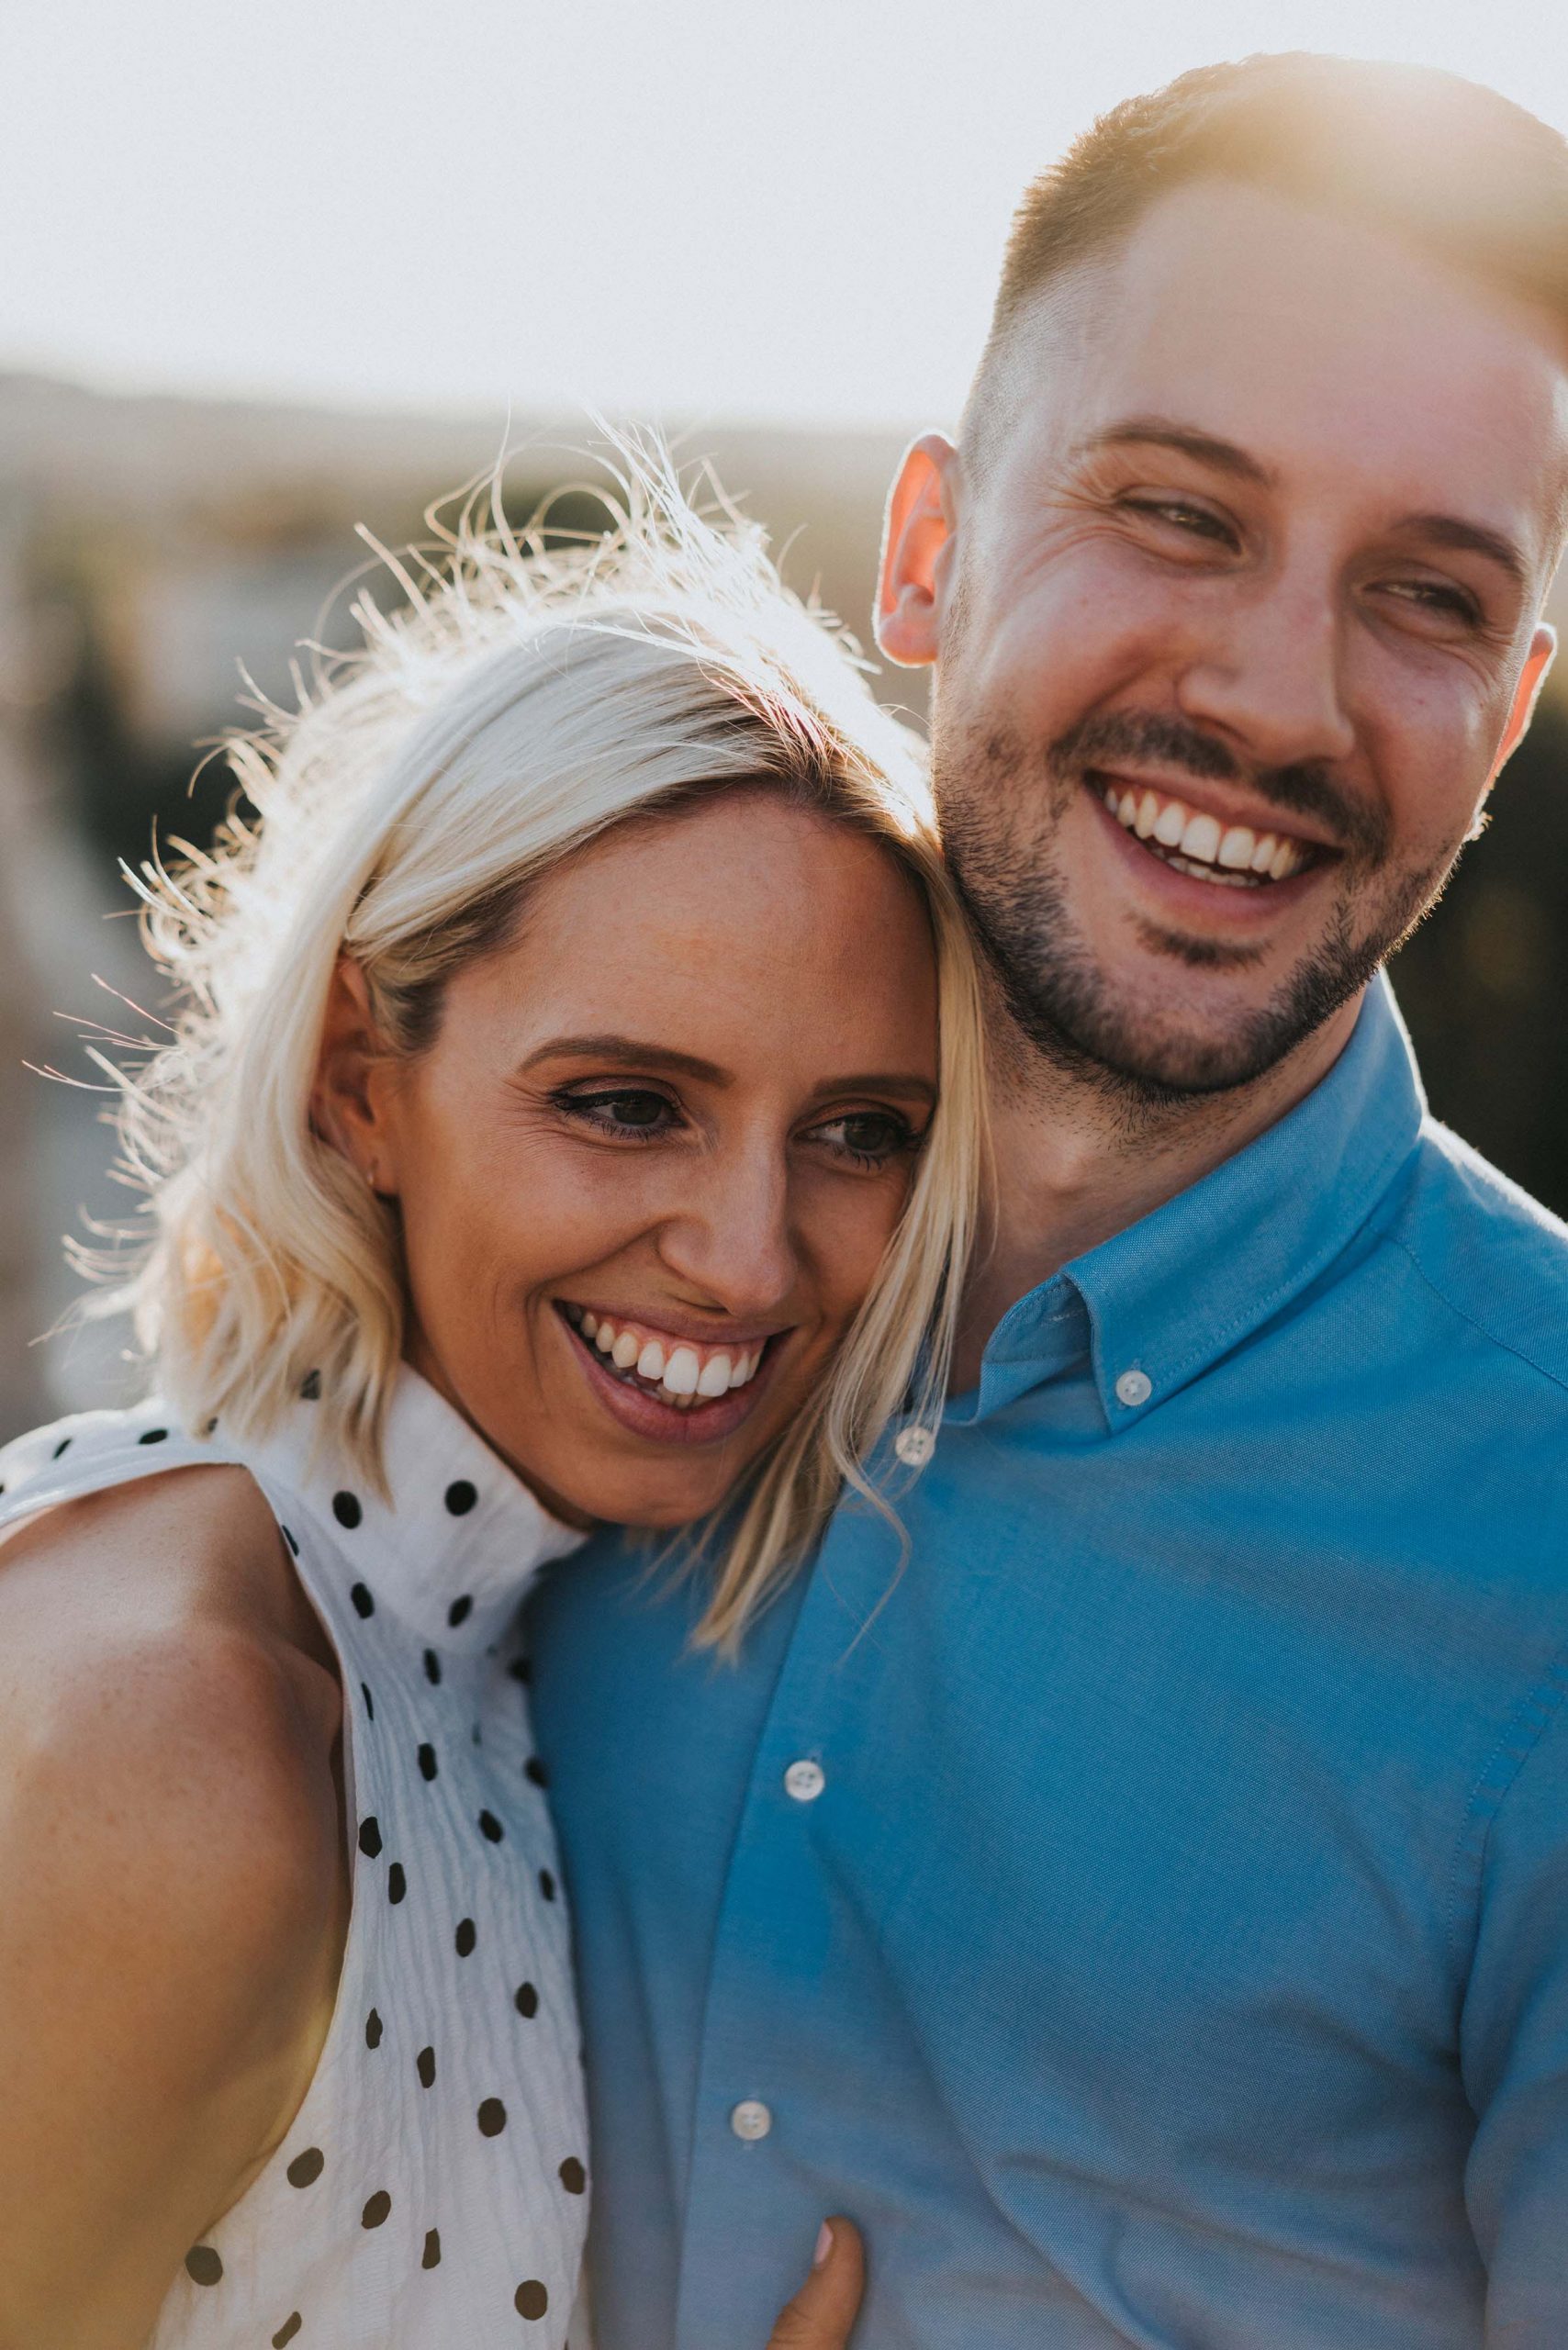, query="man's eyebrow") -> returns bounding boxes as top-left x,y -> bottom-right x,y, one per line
1392,513 -> 1529,588
520,1035 -> 731,1085
1077,416 -> 1275,487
